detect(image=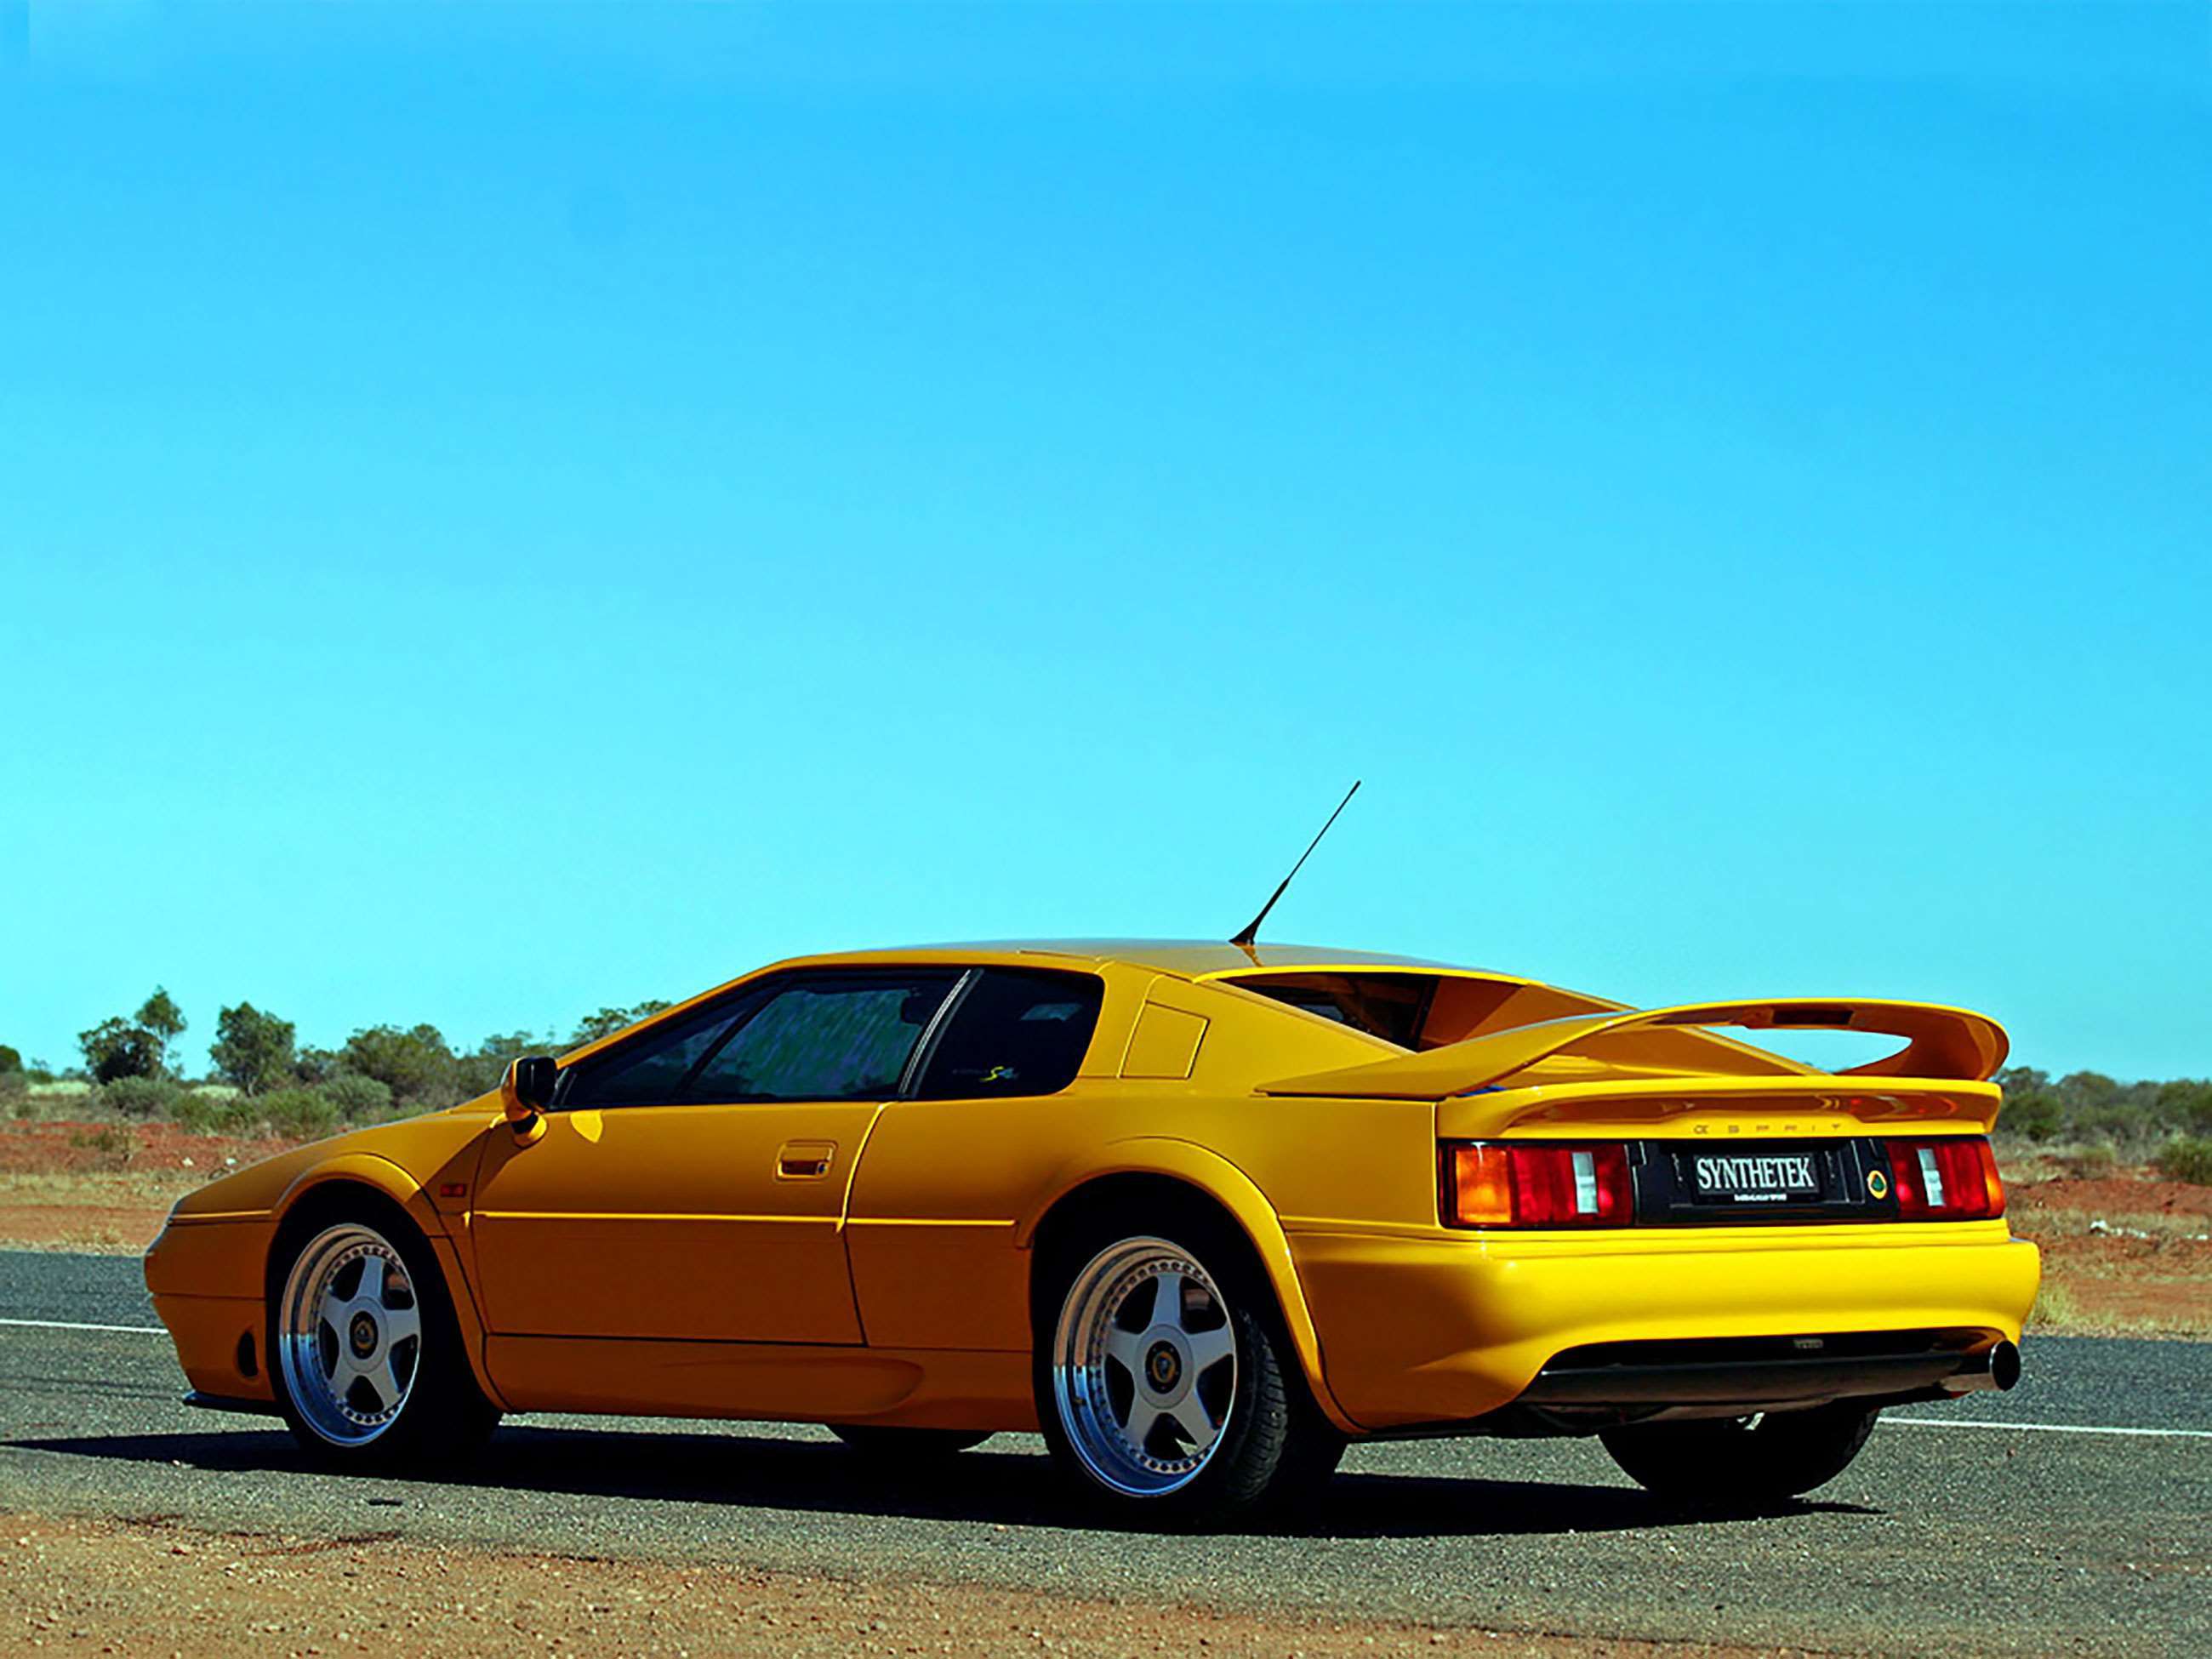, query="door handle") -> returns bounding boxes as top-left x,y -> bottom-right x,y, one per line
776,1140 -> 836,1179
